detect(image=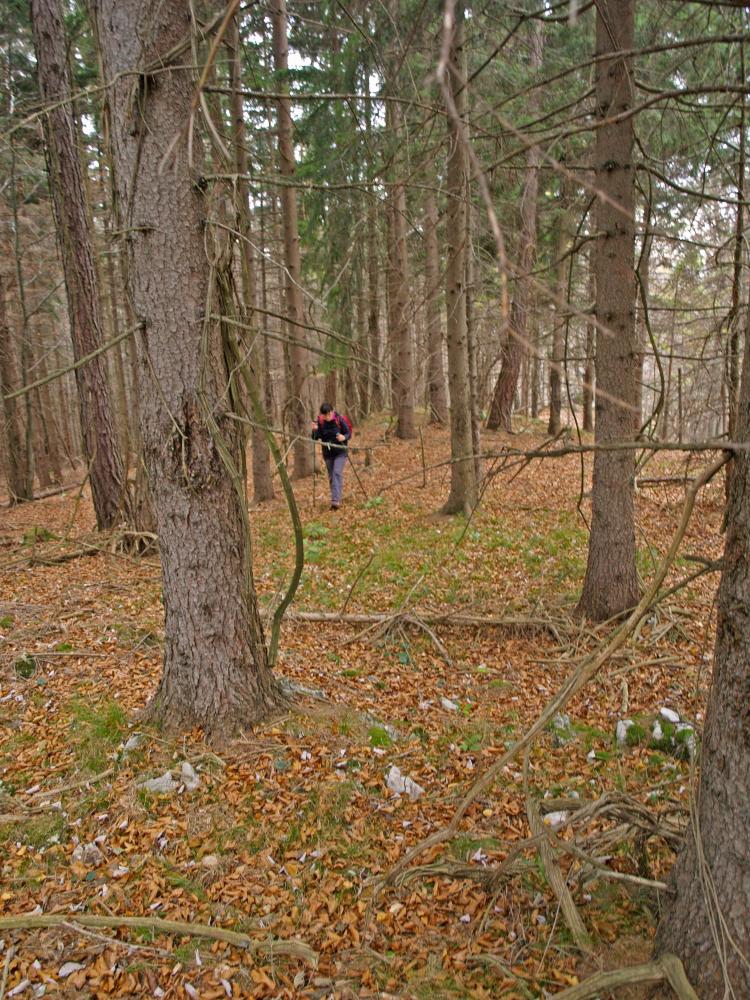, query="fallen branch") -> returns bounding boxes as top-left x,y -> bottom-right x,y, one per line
551,952 -> 698,999
0,912 -> 317,966
23,767 -> 115,800
377,454 -> 727,889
